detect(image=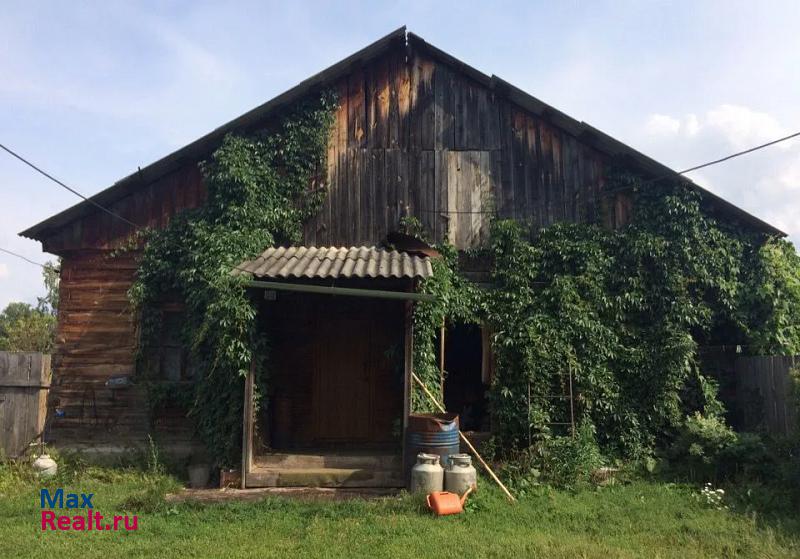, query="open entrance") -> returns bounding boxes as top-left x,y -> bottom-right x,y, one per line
238,245 -> 435,489
262,291 -> 404,451
443,323 -> 490,432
